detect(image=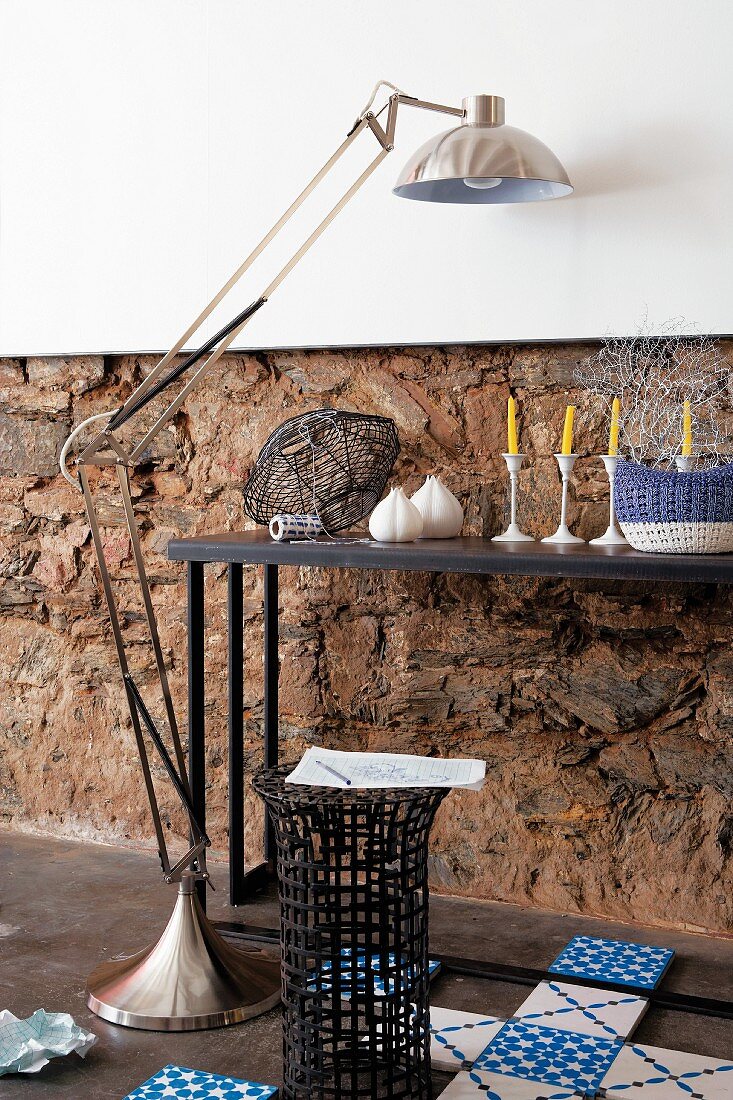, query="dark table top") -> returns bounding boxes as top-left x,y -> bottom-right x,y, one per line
167,529 -> 733,584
